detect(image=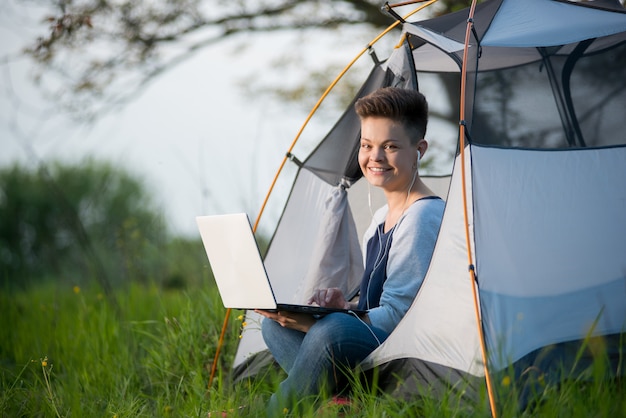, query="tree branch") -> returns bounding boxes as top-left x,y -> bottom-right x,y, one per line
22,0 -> 394,121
